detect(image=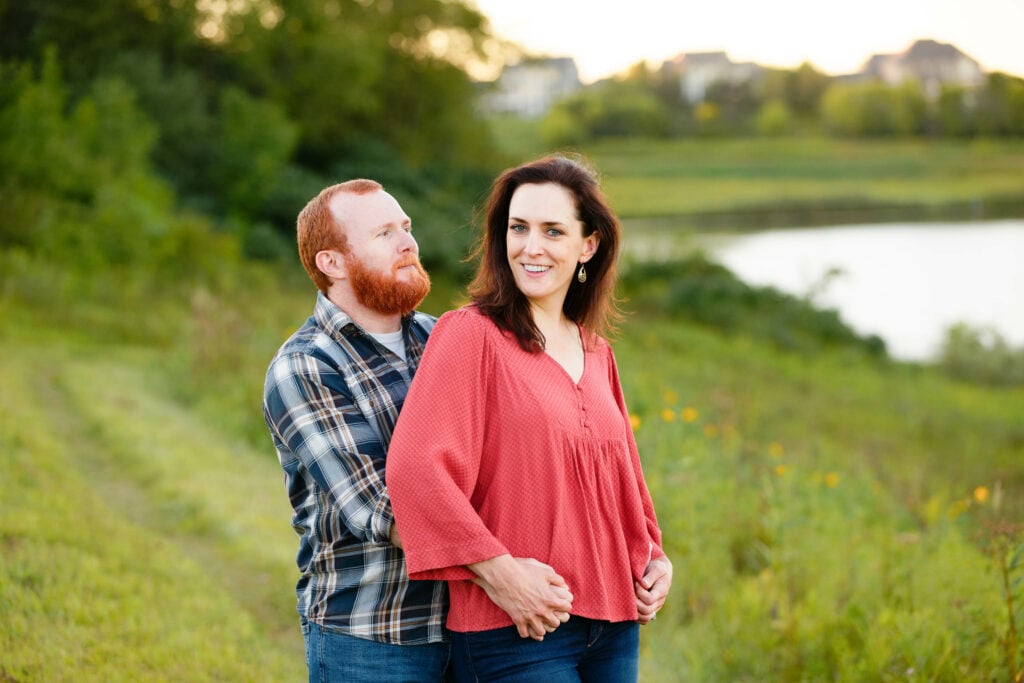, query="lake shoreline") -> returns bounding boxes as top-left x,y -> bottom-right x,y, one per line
621,195 -> 1024,233
657,220 -> 1024,362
